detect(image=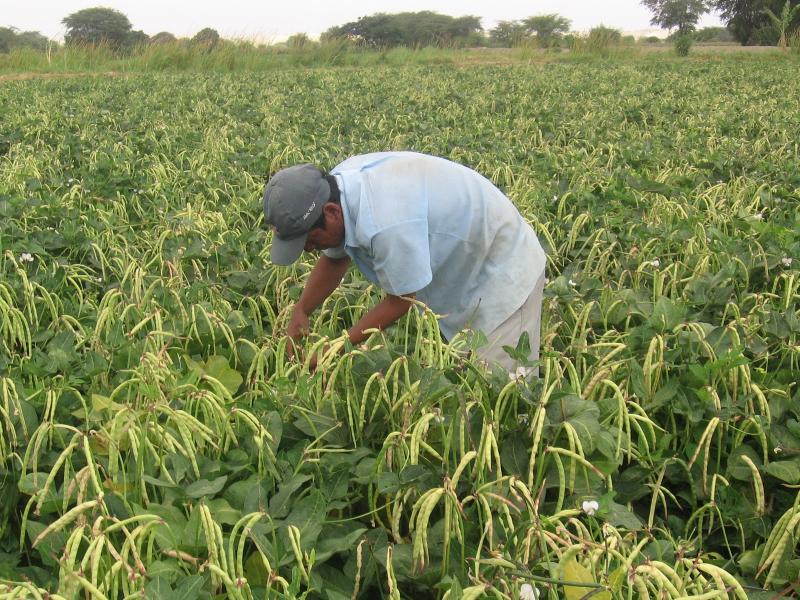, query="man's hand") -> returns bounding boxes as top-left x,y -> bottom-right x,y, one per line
286,308 -> 310,359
